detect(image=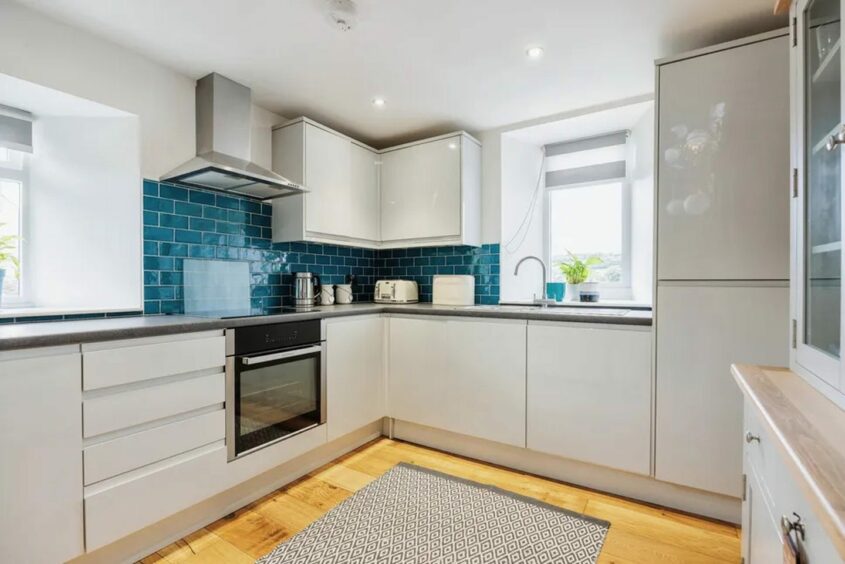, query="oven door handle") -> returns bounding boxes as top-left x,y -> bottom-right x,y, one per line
241,344 -> 323,365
